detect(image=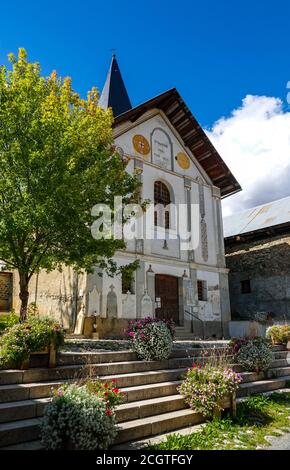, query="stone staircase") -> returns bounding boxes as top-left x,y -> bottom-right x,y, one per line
0,346 -> 289,449
174,326 -> 197,340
